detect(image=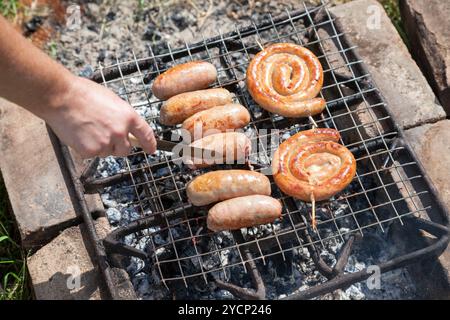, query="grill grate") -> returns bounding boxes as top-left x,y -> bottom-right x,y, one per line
69,1 -> 450,299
